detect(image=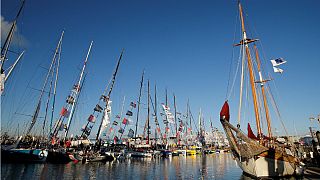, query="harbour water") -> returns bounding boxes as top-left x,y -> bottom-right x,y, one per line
1,153 -> 244,179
